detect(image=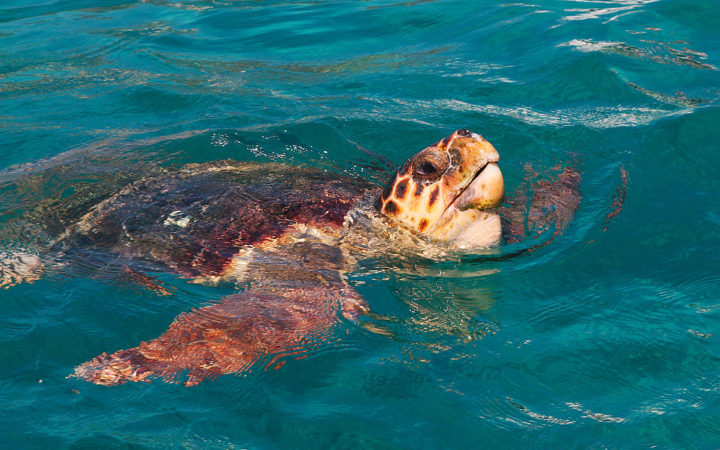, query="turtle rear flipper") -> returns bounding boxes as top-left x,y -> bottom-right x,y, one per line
72,284 -> 367,386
